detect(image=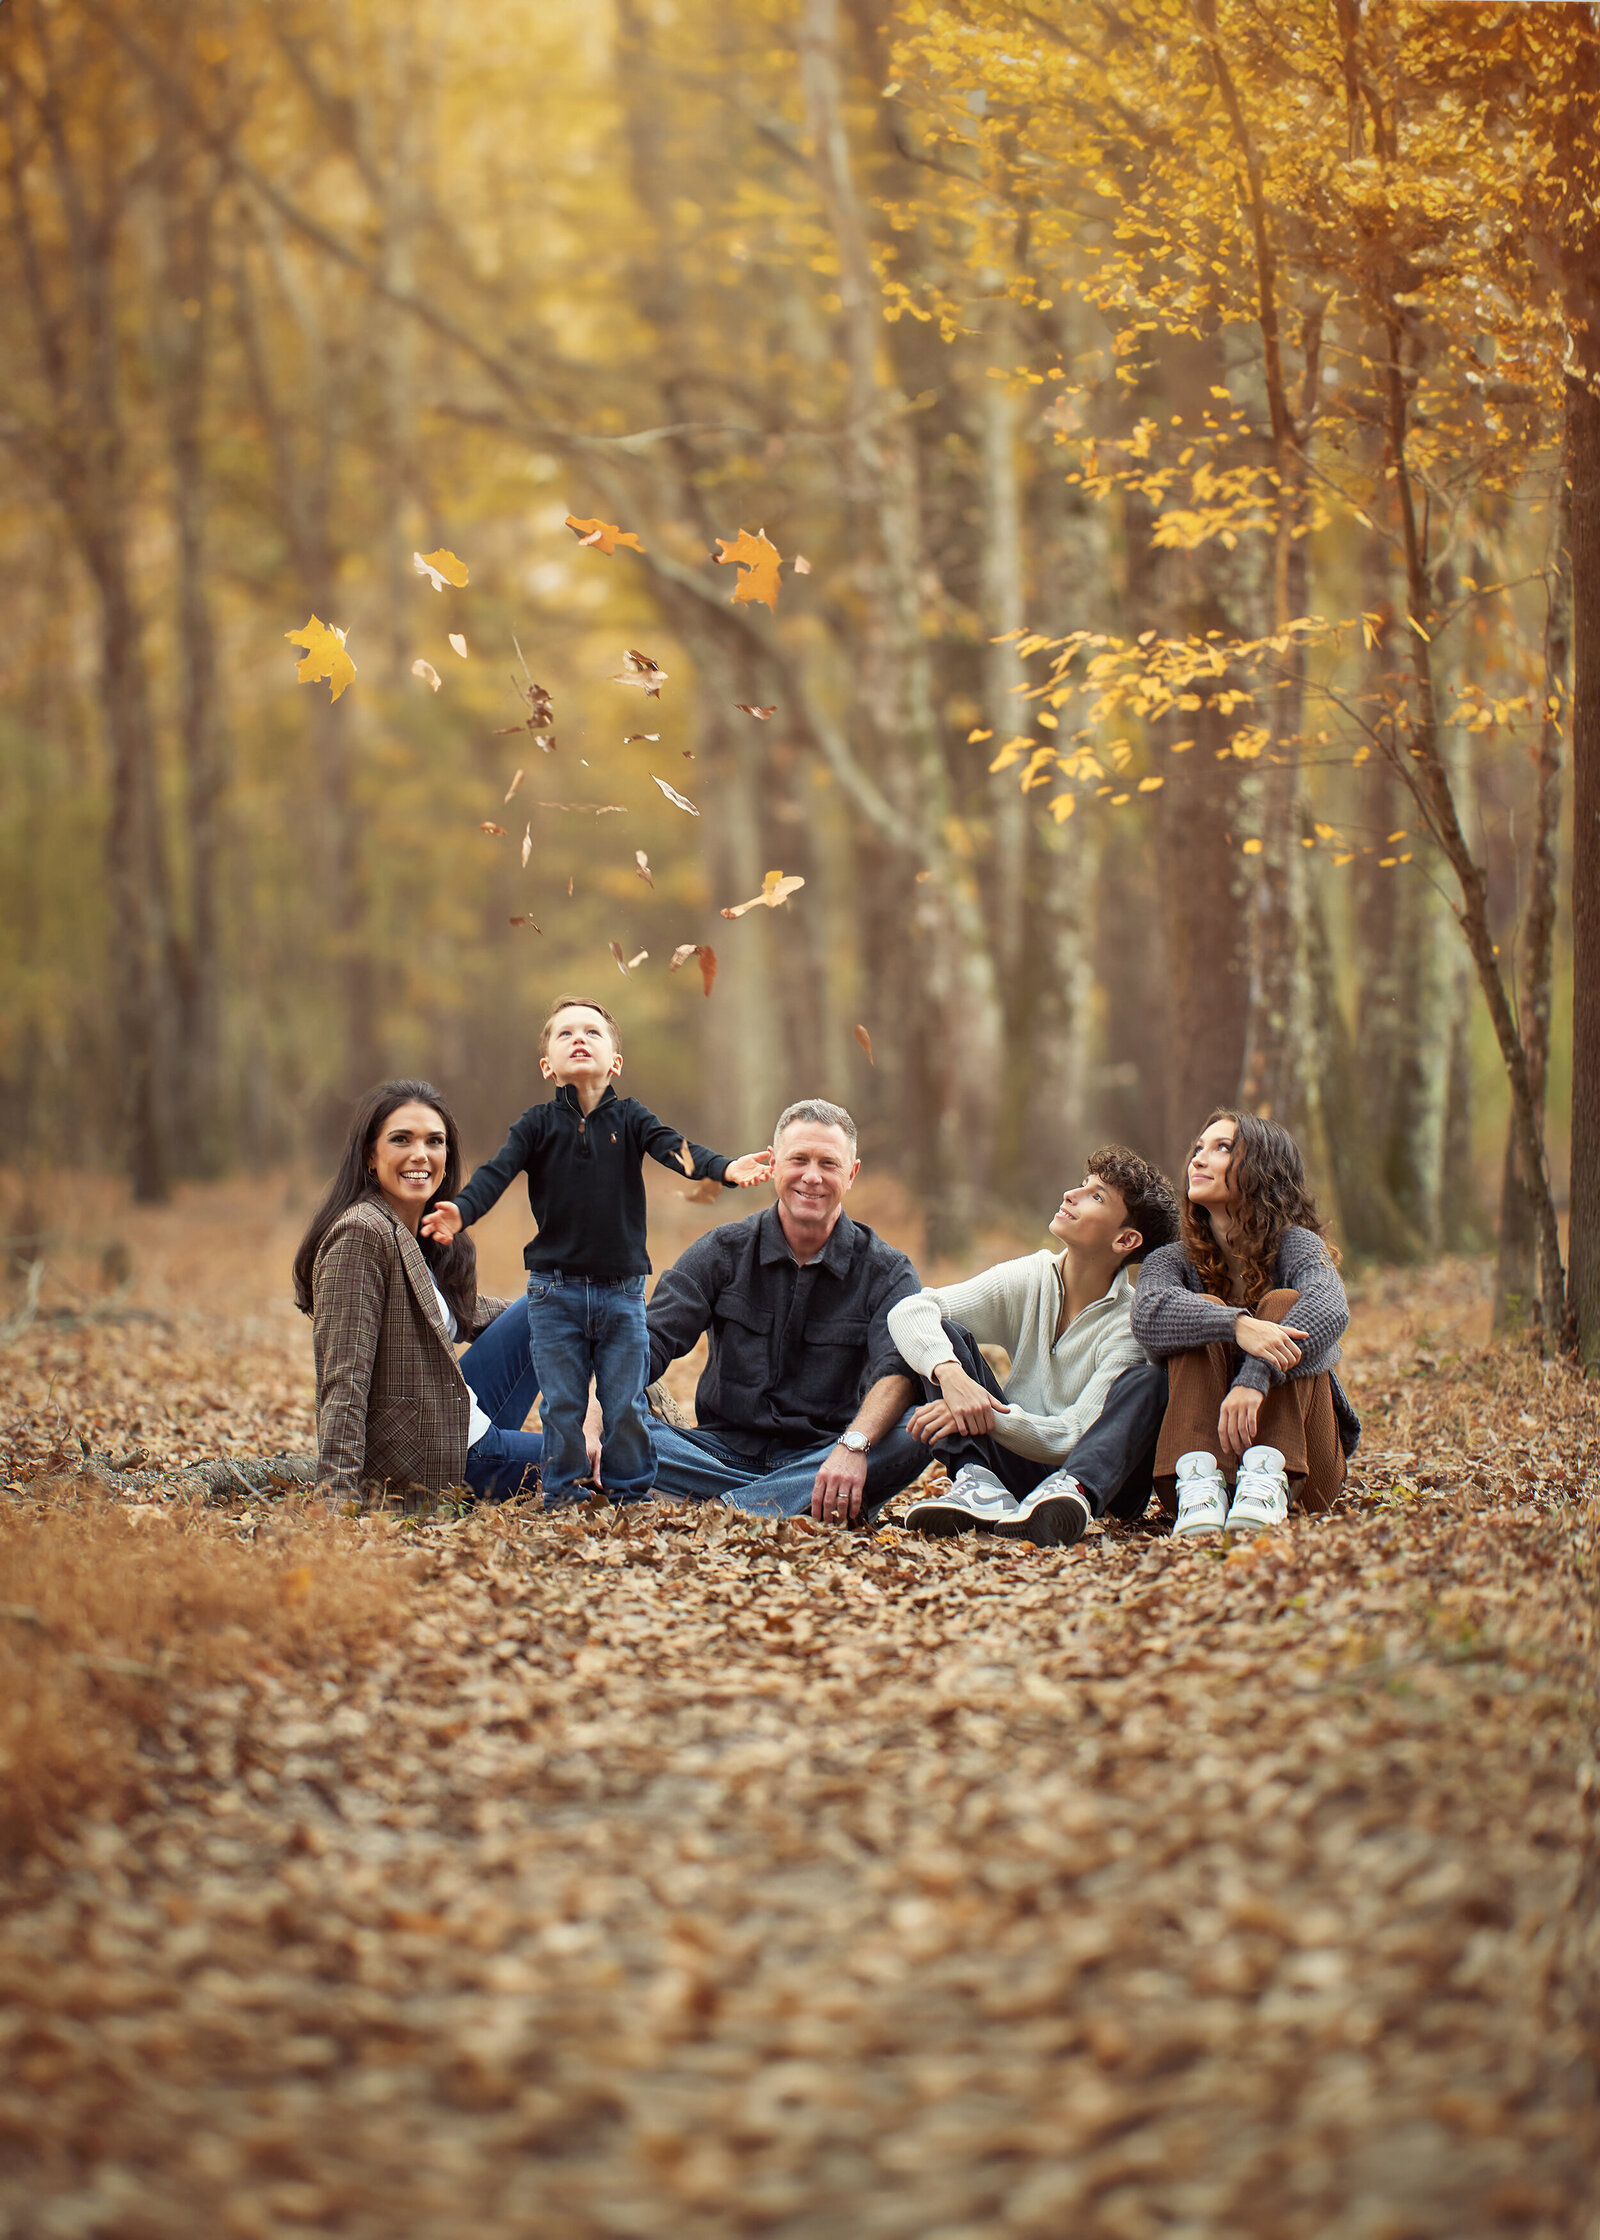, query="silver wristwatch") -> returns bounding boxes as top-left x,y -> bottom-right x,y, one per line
838,1429 -> 872,1455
